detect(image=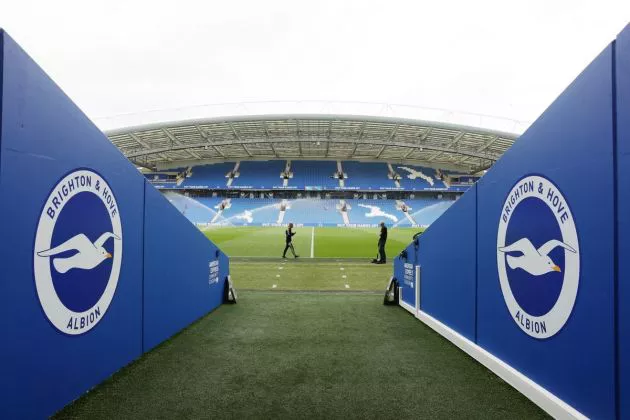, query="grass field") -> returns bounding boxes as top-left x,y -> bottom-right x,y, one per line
231,259 -> 392,291
56,293 -> 546,419
203,226 -> 419,259
54,226 -> 546,418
